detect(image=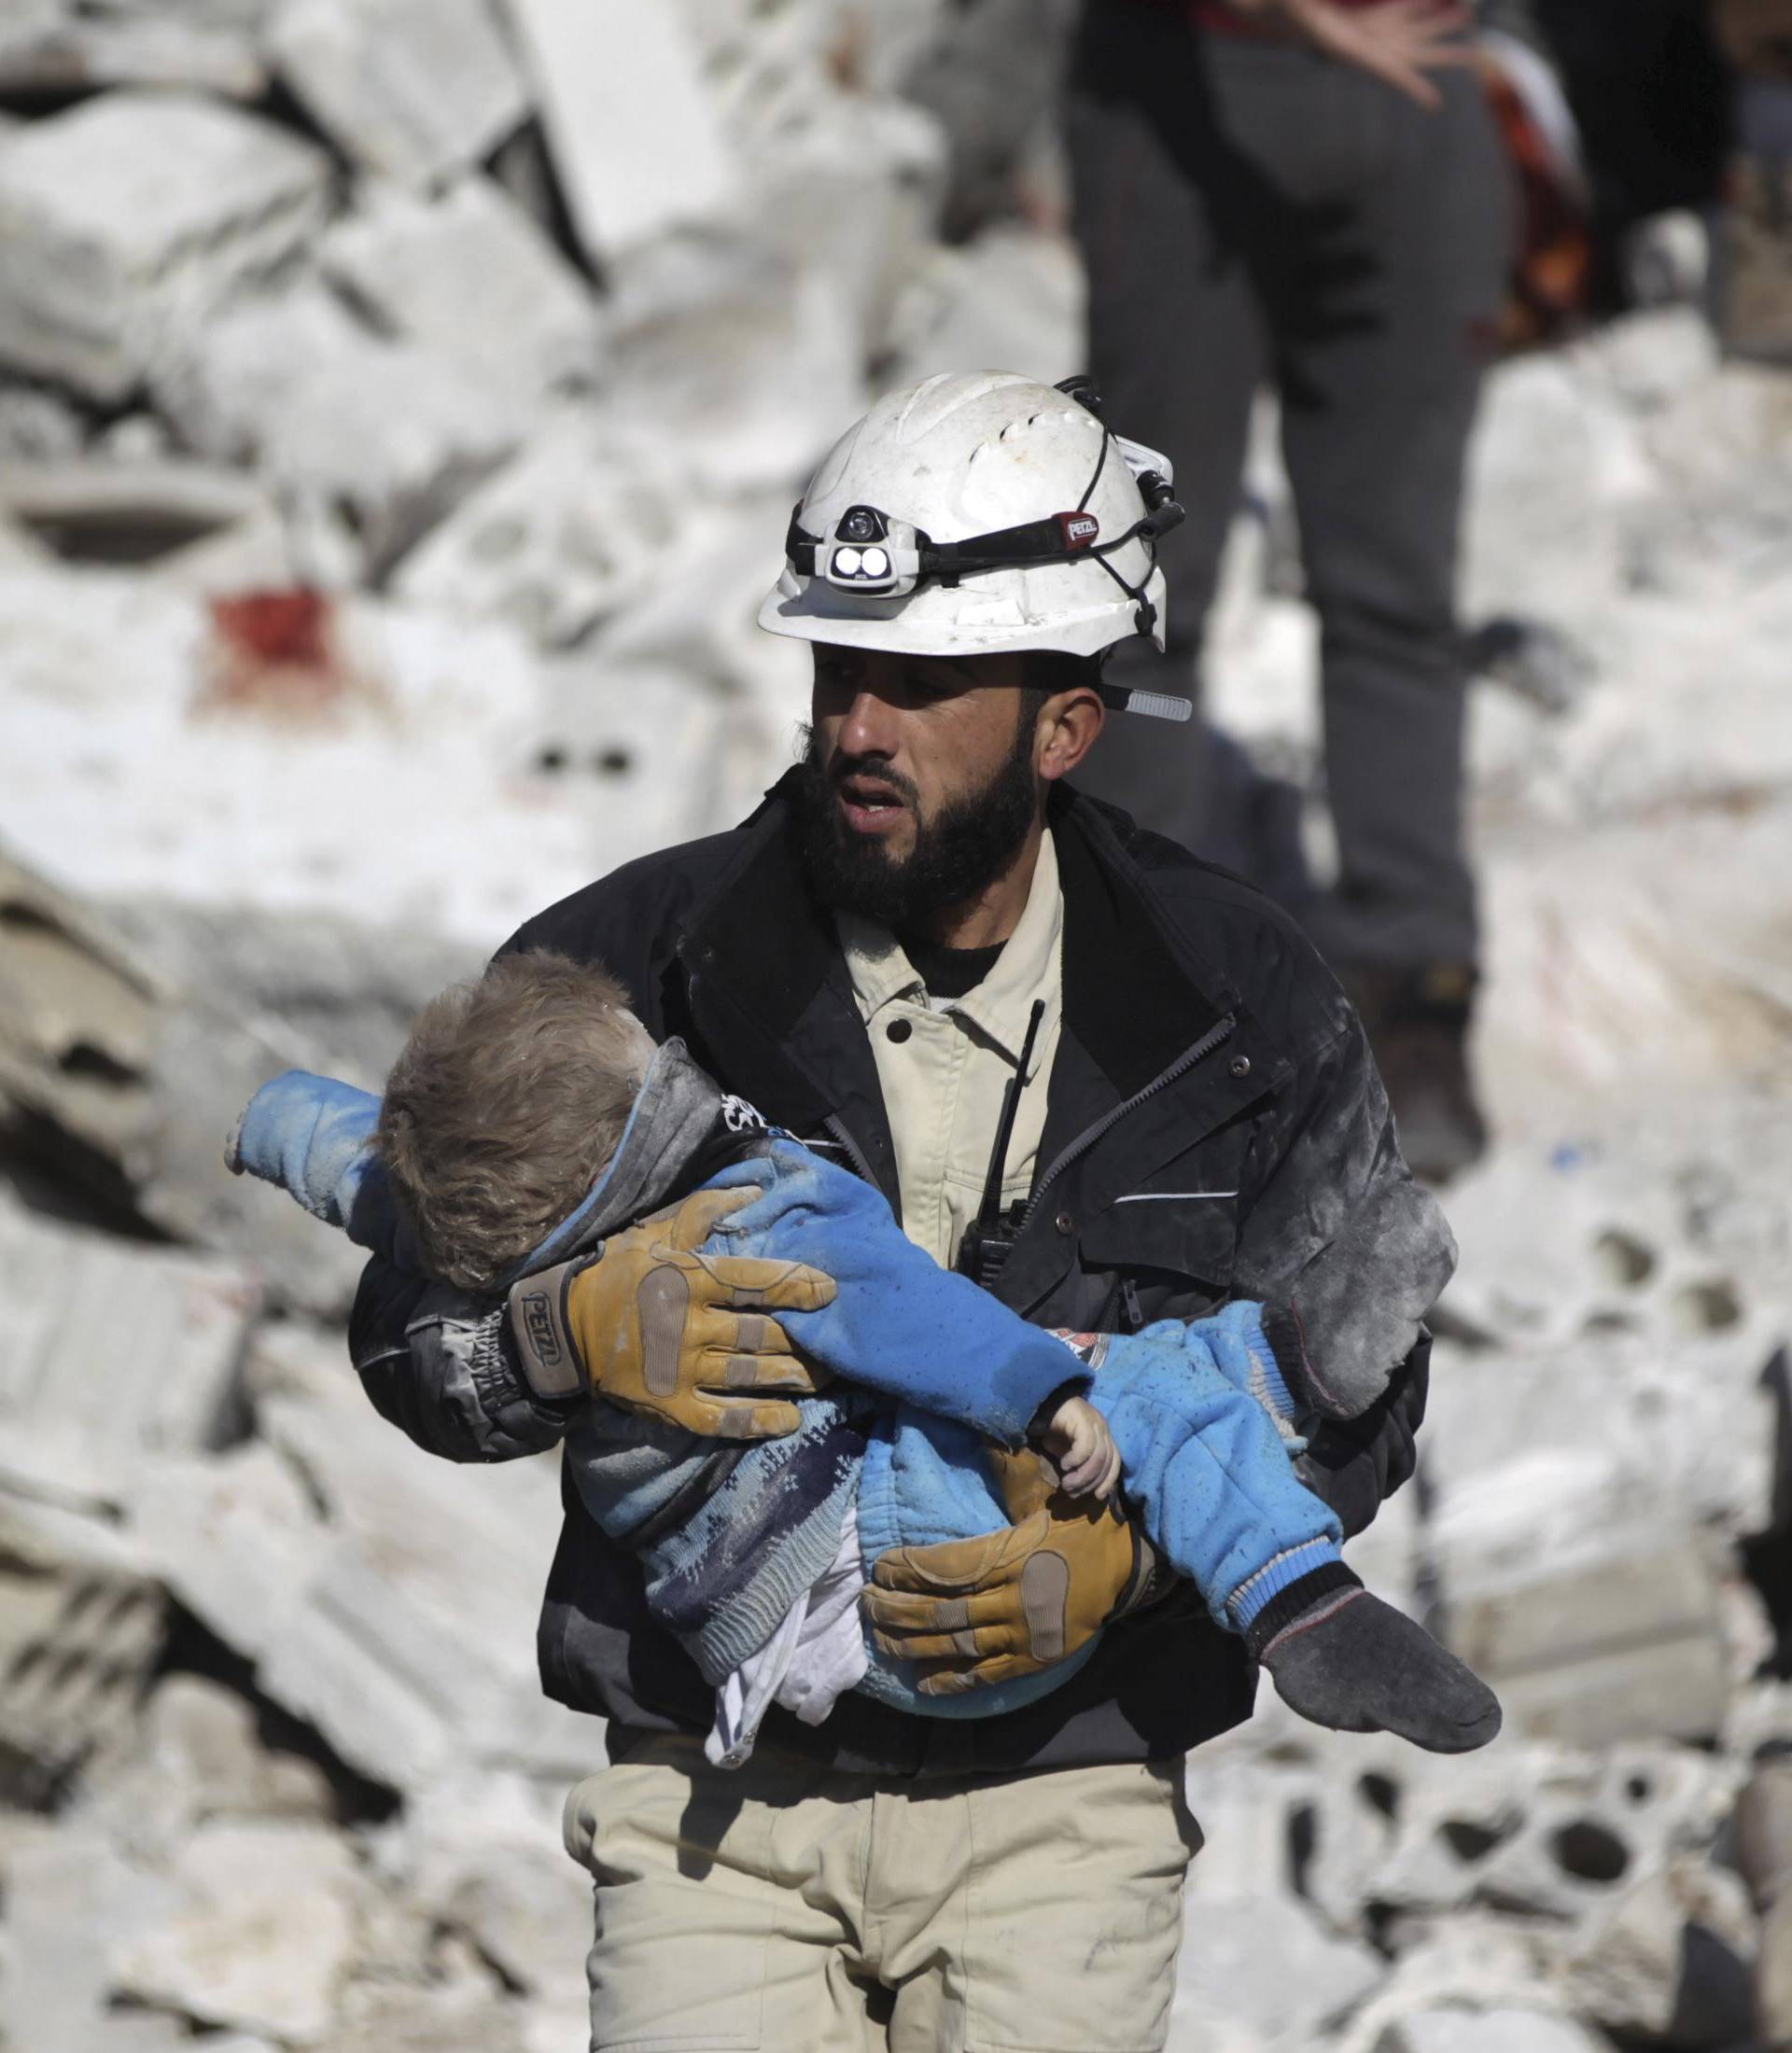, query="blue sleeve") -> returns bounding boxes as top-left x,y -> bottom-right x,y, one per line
228,1069 -> 414,1265
700,1139 -> 1085,1444
1090,1306 -> 1343,1631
